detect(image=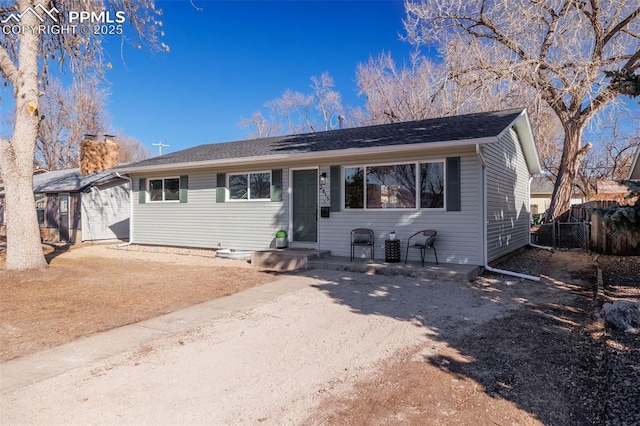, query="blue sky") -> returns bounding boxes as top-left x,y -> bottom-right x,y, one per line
103,0 -> 414,154
0,0 -> 635,156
